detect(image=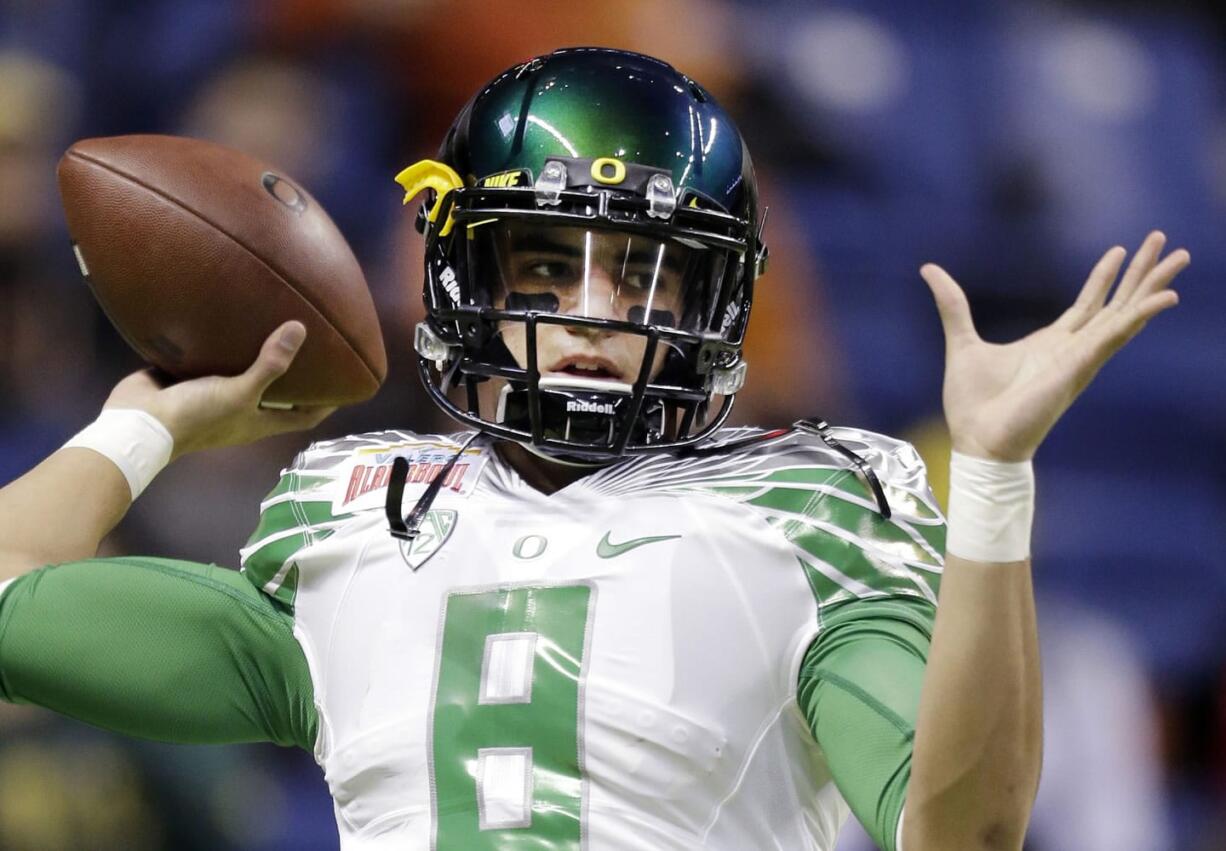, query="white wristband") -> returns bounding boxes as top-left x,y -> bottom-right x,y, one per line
63,409 -> 175,500
945,451 -> 1034,563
